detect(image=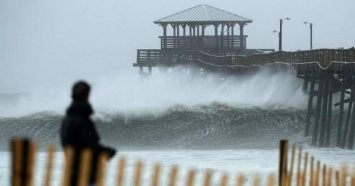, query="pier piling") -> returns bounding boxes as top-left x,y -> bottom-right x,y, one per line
319,71 -> 330,147
348,81 -> 355,149
325,72 -> 333,147
305,70 -> 315,137
312,72 -> 324,146
303,72 -> 310,92
341,81 -> 354,148
336,75 -> 346,147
